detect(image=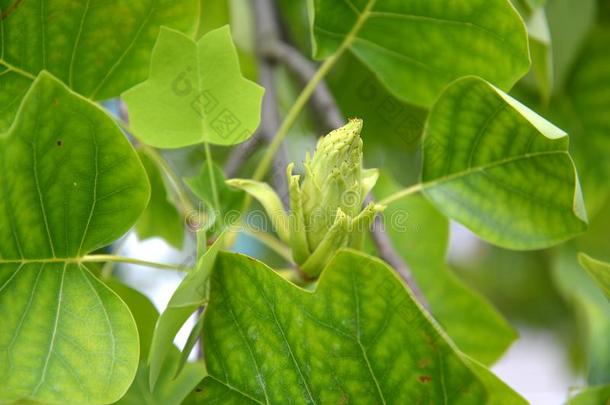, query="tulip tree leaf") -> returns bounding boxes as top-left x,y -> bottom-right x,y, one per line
196,250 -> 524,403
374,173 -> 516,365
135,150 -> 184,249
123,25 -> 264,148
421,76 -> 587,249
578,254 -> 610,300
0,0 -> 198,131
0,73 -> 150,404
311,0 -> 530,107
